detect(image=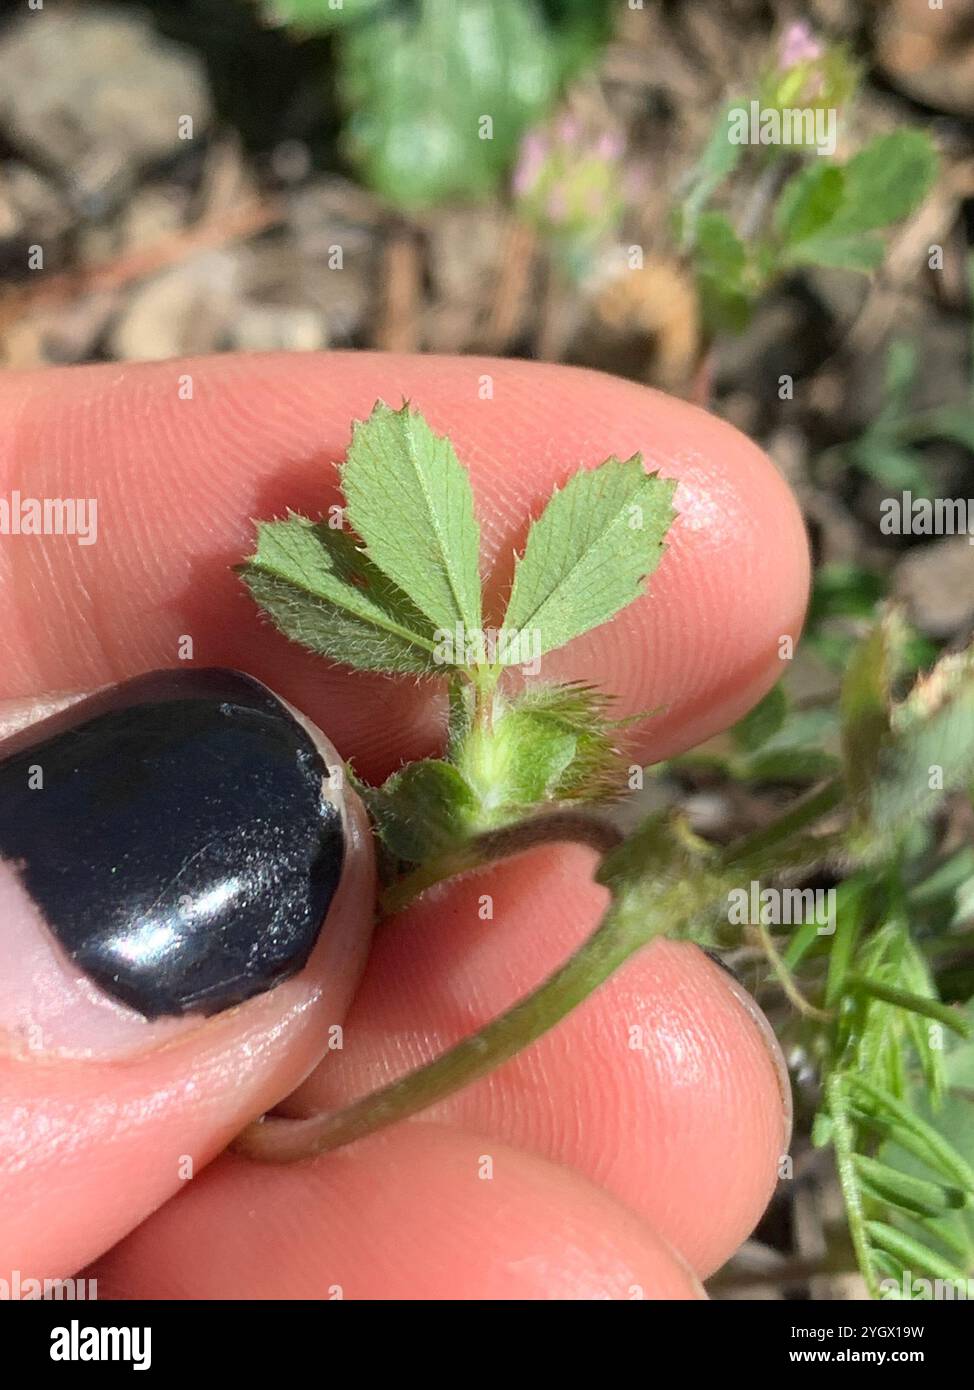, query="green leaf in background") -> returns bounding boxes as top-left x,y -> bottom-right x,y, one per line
878,1002 -> 974,1281
785,232 -> 885,273
781,131 -> 936,275
828,130 -> 938,236
694,211 -> 754,332
862,646 -> 974,848
240,516 -> 441,674
774,163 -> 845,244
677,104 -> 743,250
362,759 -> 479,863
732,683 -> 788,754
502,456 -> 676,660
258,0 -> 388,32
840,611 -> 902,819
340,0 -> 560,207
341,401 -> 483,640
